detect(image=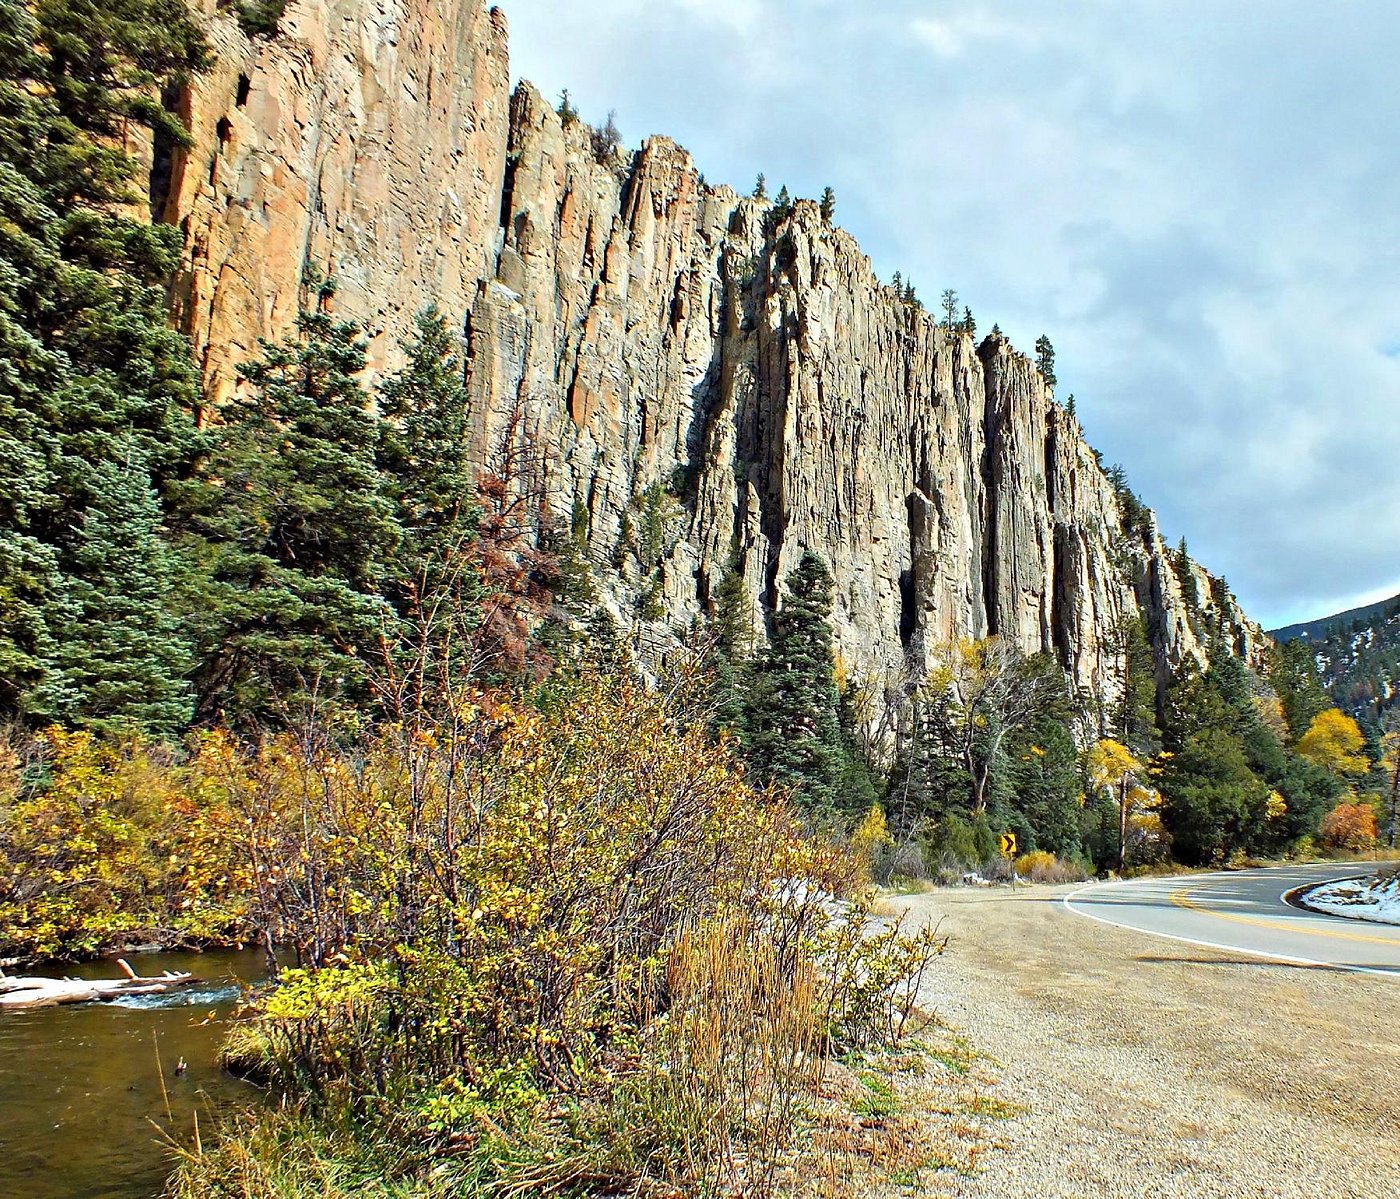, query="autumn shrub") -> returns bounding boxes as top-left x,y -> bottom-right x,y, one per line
1288,834 -> 1318,861
851,802 -> 896,881
1319,799 -> 1379,851
172,675 -> 943,1199
0,727 -> 250,961
1012,850 -> 1089,884
1013,849 -> 1055,878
